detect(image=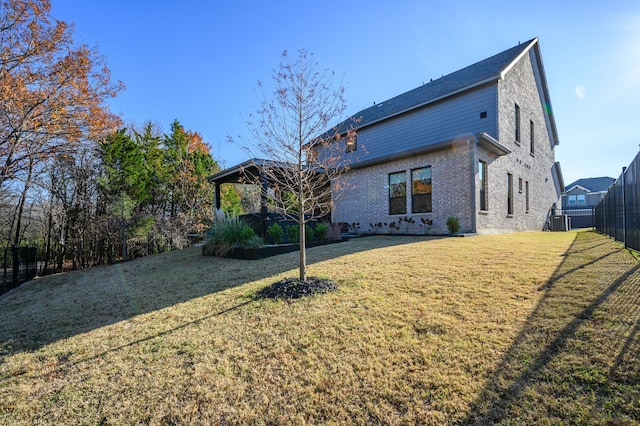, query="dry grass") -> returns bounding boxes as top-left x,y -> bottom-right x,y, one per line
0,231 -> 638,424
